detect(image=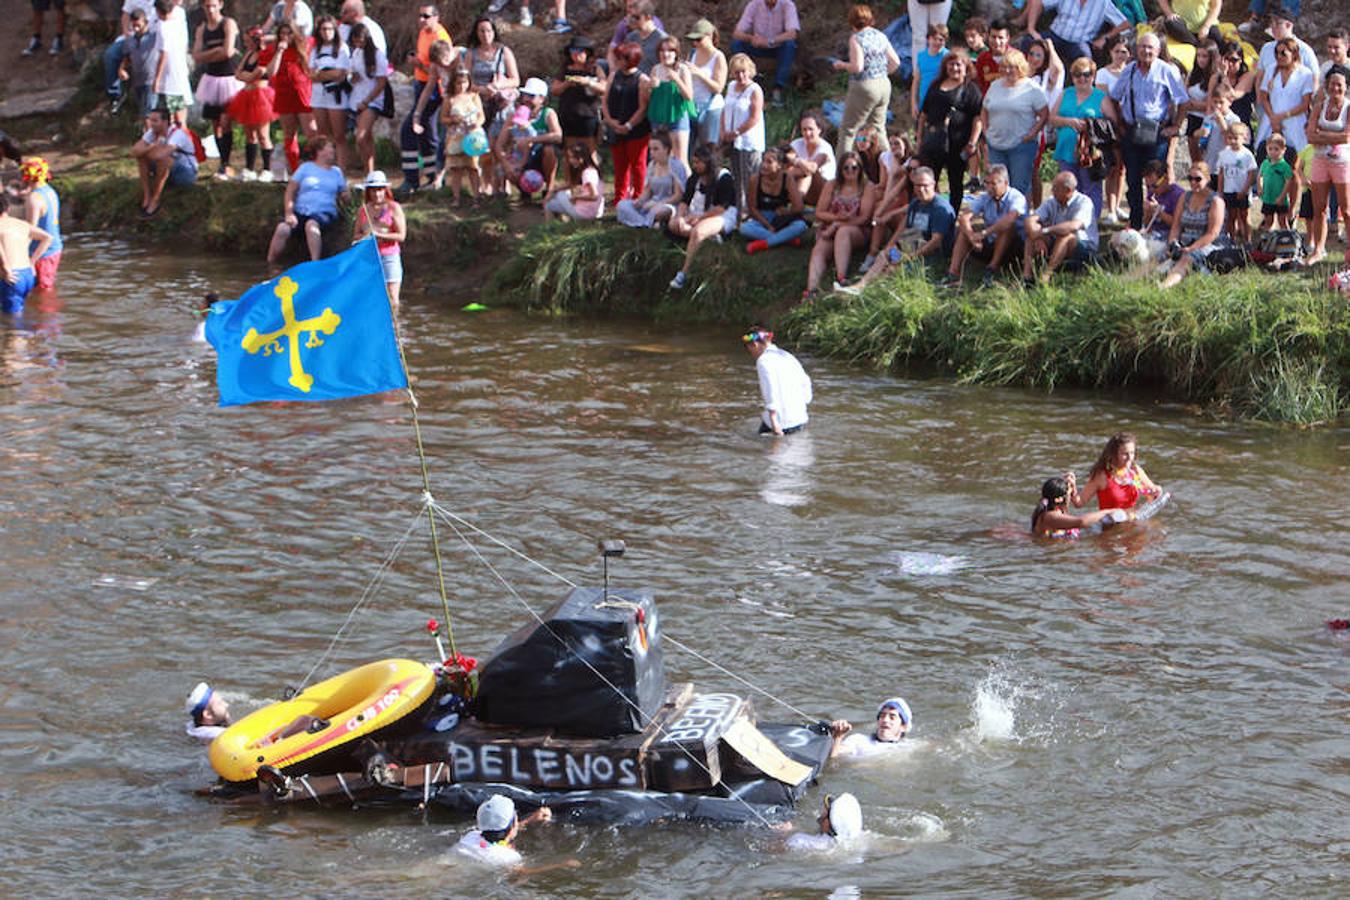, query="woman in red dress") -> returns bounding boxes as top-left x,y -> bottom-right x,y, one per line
262,21 -> 317,174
